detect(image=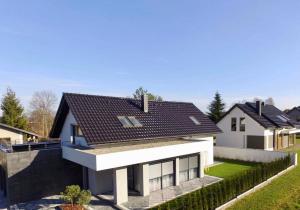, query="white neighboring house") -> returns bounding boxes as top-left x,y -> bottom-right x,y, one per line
216,101 -> 300,151
50,93 -> 221,204
0,123 -> 39,145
